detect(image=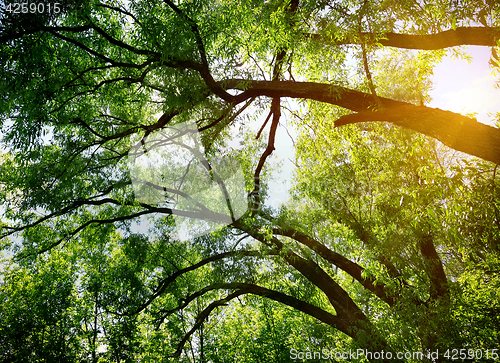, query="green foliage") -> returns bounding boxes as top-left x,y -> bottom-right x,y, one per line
1,0 -> 500,361
289,104 -> 500,353
0,252 -> 82,362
